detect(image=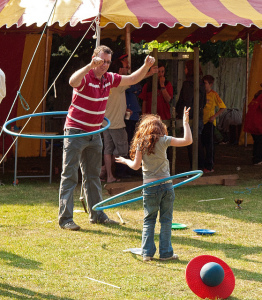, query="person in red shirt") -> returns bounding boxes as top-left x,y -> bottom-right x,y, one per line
59,45 -> 155,231
244,88 -> 262,165
139,61 -> 173,128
